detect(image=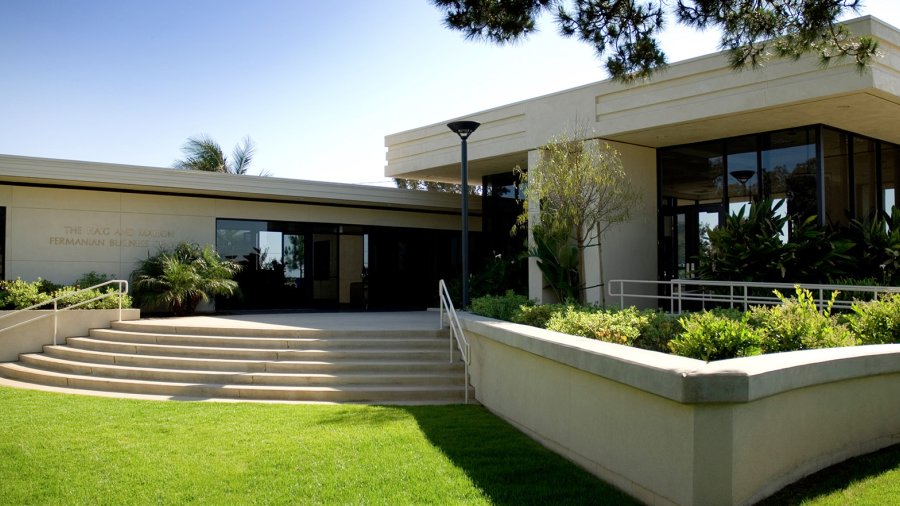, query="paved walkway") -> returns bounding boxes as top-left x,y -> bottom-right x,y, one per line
127,311 -> 442,331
